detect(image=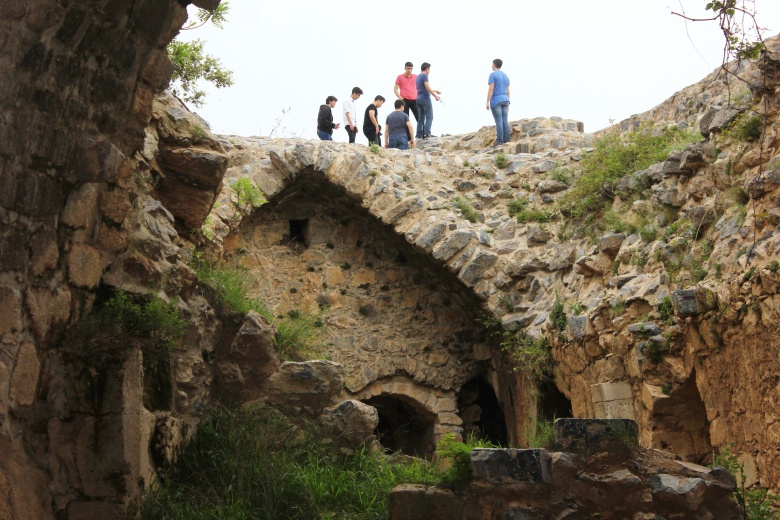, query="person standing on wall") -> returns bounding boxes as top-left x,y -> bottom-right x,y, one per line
343,87 -> 363,143
394,62 -> 419,123
317,96 -> 340,141
415,62 -> 441,140
363,95 -> 385,146
486,58 -> 511,146
384,99 -> 416,150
